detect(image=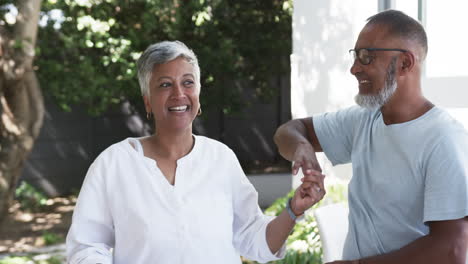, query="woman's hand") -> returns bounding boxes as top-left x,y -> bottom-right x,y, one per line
290,170 -> 326,216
